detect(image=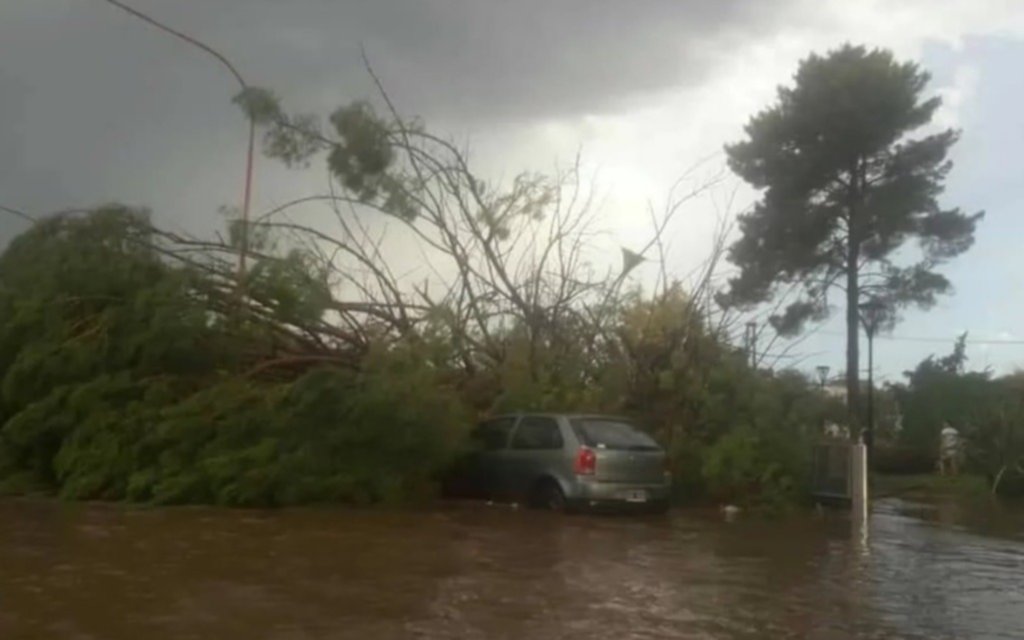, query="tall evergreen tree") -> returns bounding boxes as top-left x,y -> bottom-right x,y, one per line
721,45 -> 982,437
